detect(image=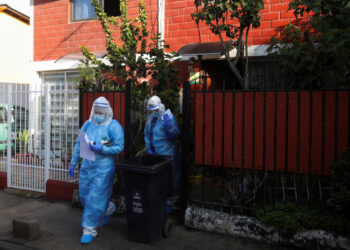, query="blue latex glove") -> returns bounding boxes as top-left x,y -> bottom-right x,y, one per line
147,148 -> 154,154
90,143 -> 103,152
162,113 -> 172,131
69,164 -> 75,177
